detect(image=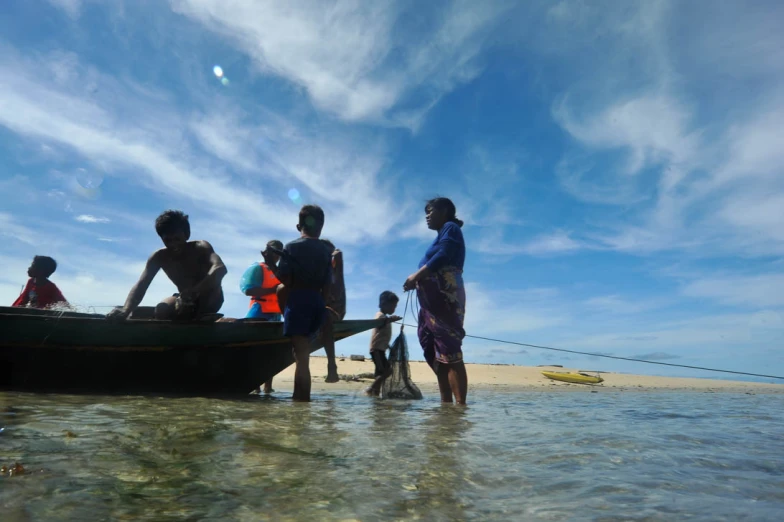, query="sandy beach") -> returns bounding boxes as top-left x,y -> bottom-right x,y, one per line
269,355 -> 784,395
